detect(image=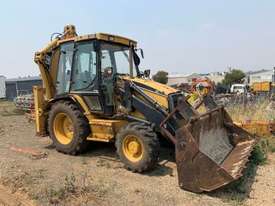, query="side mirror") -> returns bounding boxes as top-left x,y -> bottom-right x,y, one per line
135,48 -> 144,59
140,49 -> 144,59
144,69 -> 150,78
133,52 -> 140,66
